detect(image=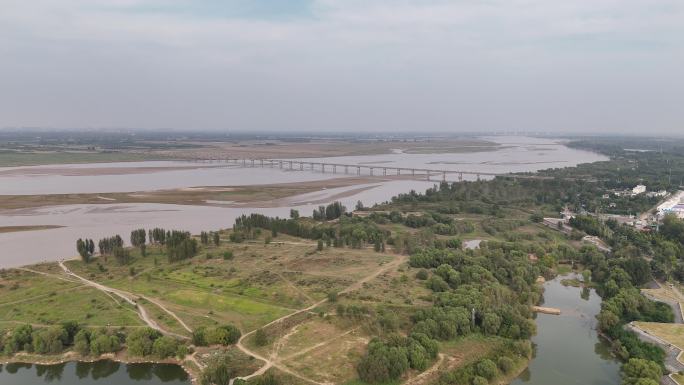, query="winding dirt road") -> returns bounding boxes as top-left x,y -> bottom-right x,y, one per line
233,254 -> 407,384
58,260 -> 190,339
